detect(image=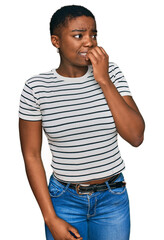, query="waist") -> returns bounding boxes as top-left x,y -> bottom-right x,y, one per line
70,175 -> 119,185
55,173 -> 125,195
53,173 -> 122,186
